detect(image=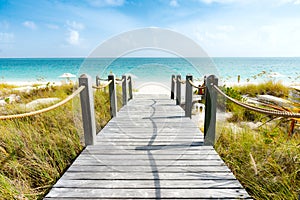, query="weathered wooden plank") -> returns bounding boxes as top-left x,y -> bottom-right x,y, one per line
54,179 -> 243,189
96,139 -> 204,143
100,125 -> 201,132
97,138 -> 203,142
114,111 -> 184,114
105,123 -> 199,128
82,145 -> 212,151
99,130 -> 202,135
59,172 -> 237,180
72,159 -> 224,166
108,120 -> 194,124
80,150 -> 218,156
46,188 -> 250,199
67,165 -> 231,173
85,145 -> 213,151
89,142 -> 204,147
99,134 -> 202,138
79,153 -> 220,160
76,154 -> 221,160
